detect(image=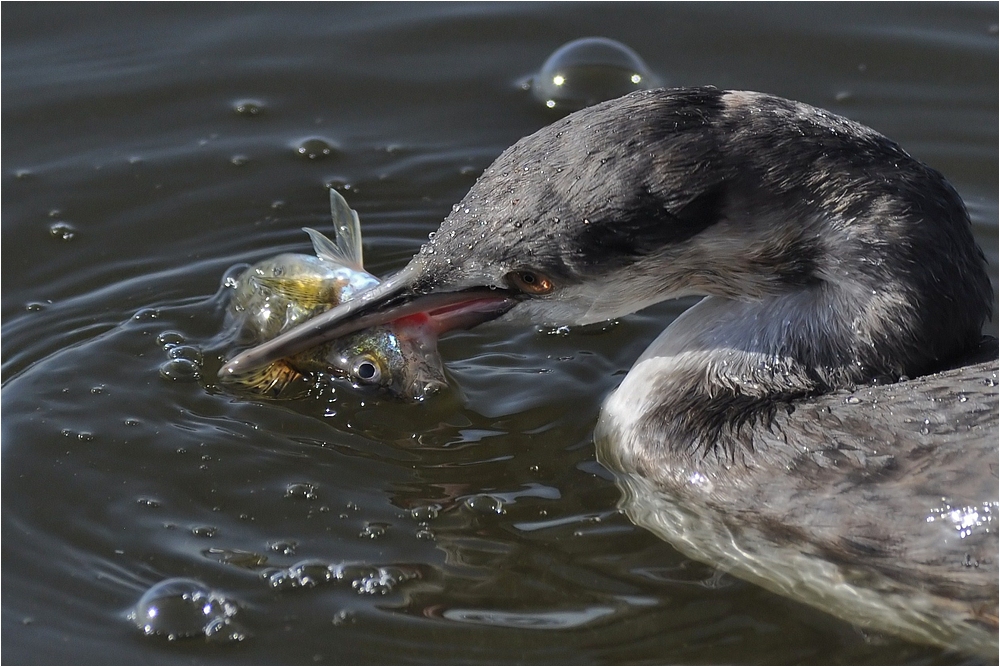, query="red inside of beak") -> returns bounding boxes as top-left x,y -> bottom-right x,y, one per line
392,295 -> 514,335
